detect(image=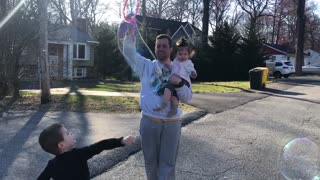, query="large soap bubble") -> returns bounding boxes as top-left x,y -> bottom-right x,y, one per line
280,137 -> 320,180
117,0 -> 157,84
